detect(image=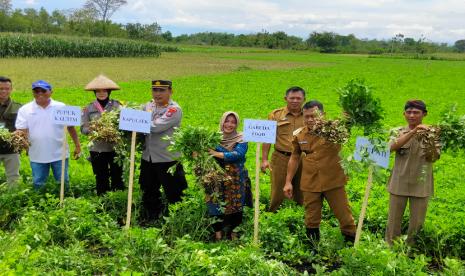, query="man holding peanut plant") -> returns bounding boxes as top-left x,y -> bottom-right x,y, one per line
261,86 -> 305,212
385,100 -> 440,246
284,101 -> 356,246
0,76 -> 22,185
138,80 -> 188,224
